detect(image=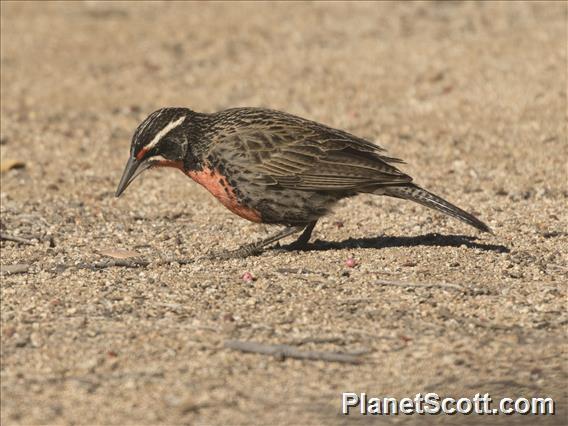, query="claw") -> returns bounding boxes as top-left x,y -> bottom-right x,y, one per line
208,245 -> 264,260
